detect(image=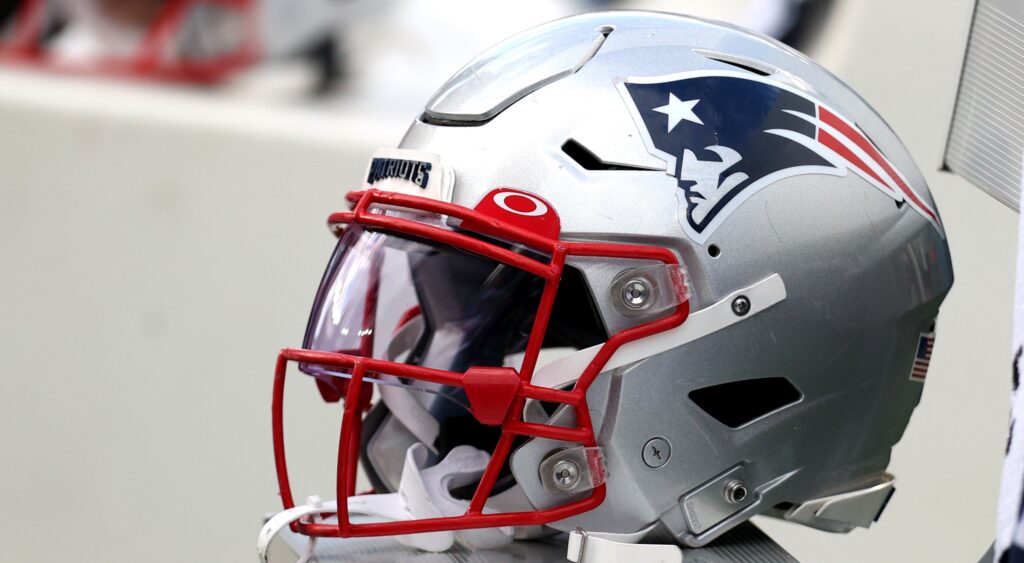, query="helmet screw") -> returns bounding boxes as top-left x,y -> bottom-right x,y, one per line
731,295 -> 751,316
724,479 -> 748,504
551,459 -> 581,490
642,437 -> 671,468
621,278 -> 652,310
